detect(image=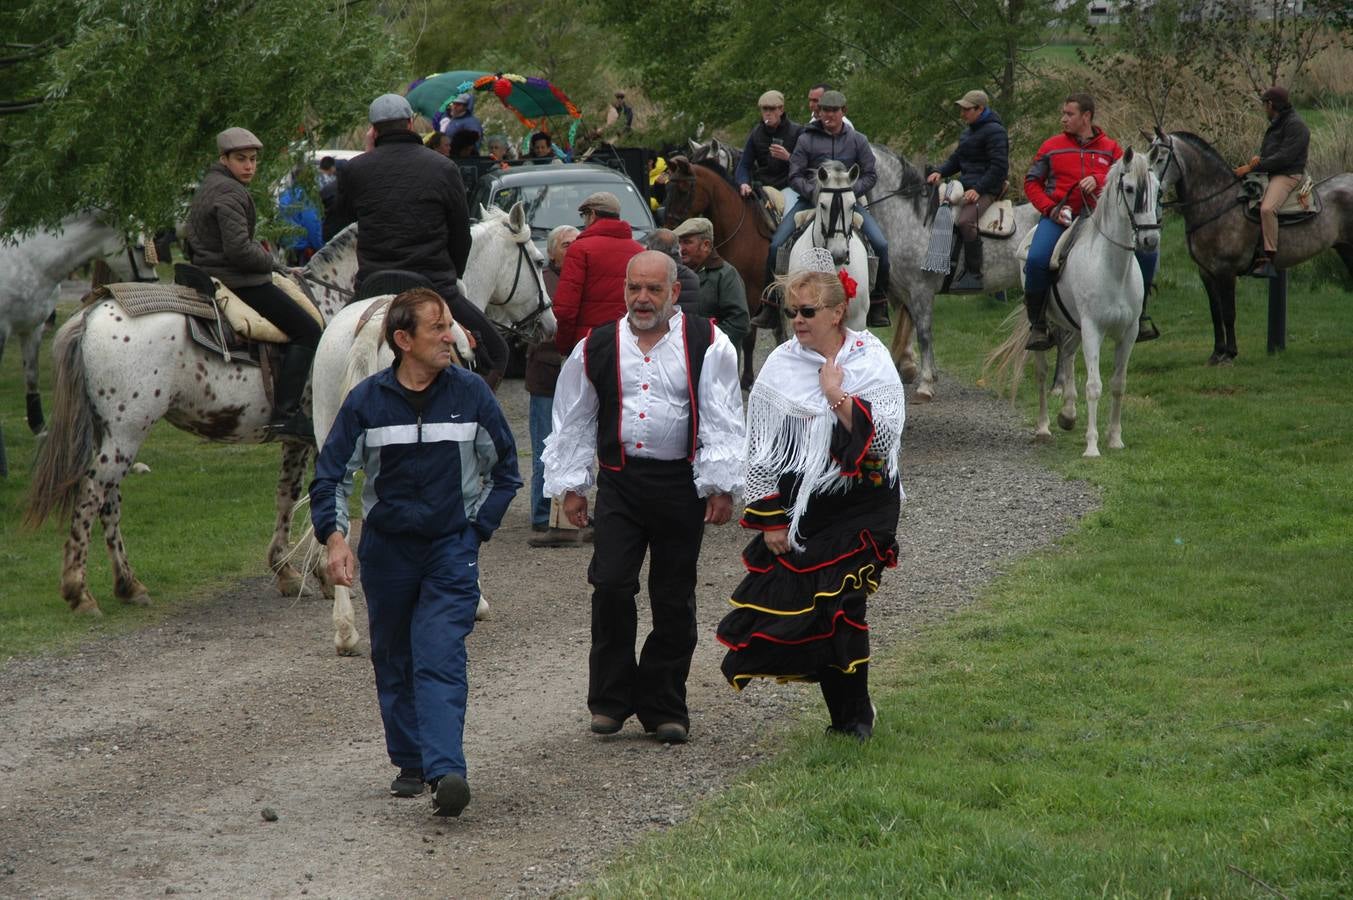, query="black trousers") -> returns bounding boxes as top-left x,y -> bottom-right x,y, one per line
433,283 -> 509,377
232,282 -> 321,348
587,458 -> 706,730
